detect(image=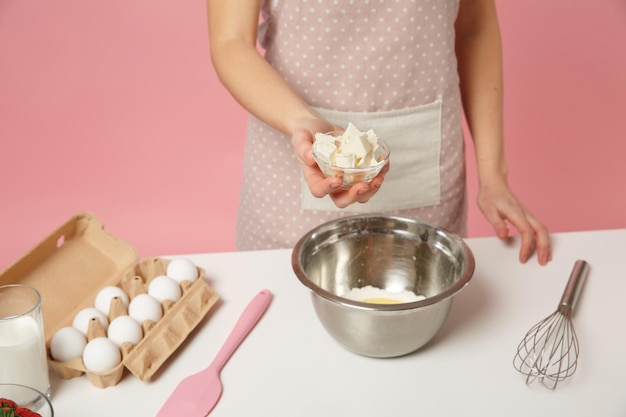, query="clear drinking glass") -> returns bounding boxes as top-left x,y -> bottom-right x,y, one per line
0,284 -> 51,398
